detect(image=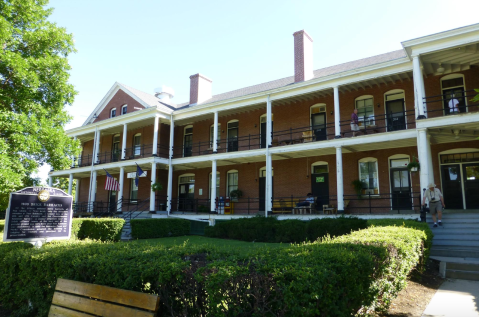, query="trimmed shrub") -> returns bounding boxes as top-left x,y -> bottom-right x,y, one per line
0,225 -> 427,317
0,219 -> 4,233
130,218 -> 190,239
367,218 -> 433,262
70,219 -> 82,240
330,225 -> 428,314
205,216 -> 368,243
77,218 -> 125,242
